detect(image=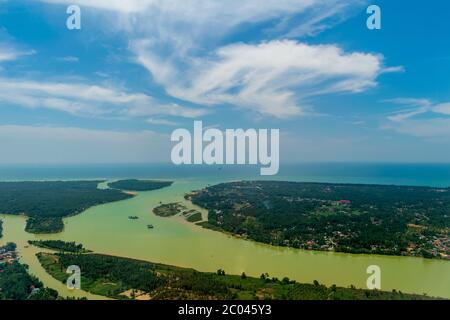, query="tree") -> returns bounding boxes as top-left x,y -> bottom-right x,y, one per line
281,277 -> 290,285
216,269 -> 225,276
